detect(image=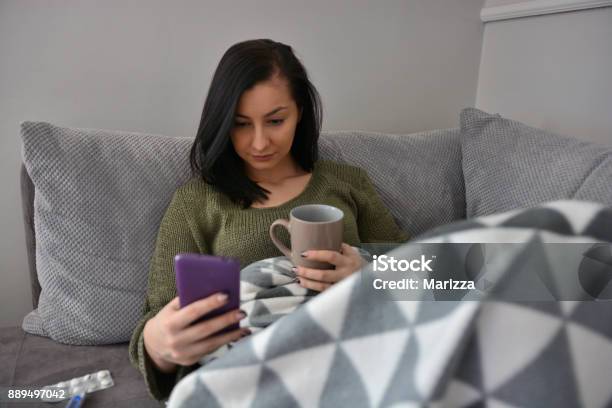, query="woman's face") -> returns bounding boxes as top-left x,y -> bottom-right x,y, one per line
230,75 -> 301,178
